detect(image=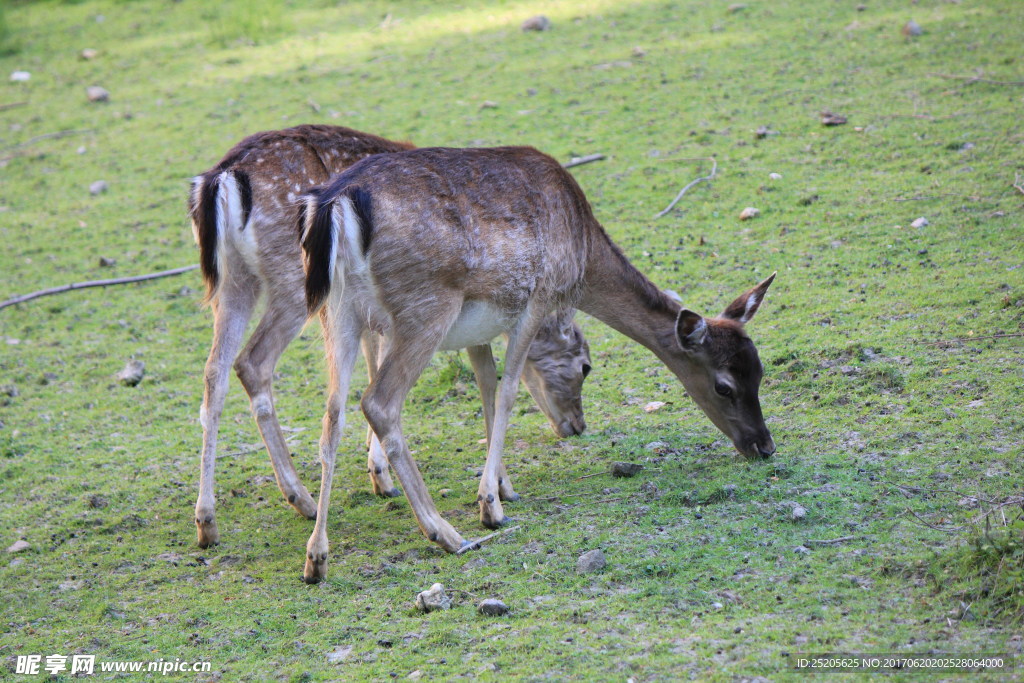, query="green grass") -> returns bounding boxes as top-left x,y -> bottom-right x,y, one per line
1,0 -> 1023,679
